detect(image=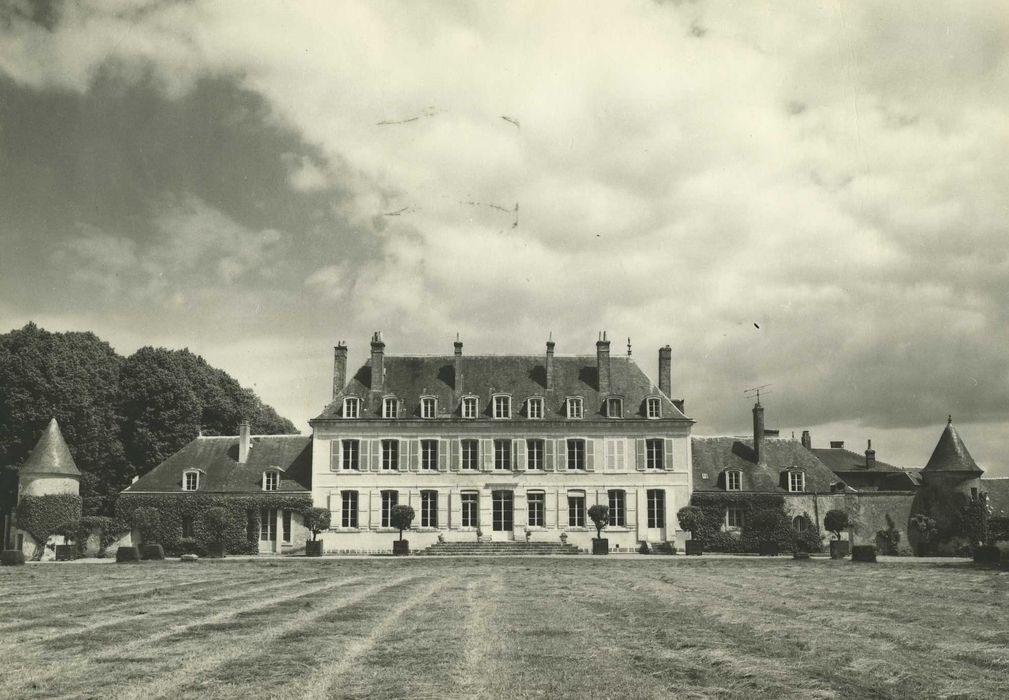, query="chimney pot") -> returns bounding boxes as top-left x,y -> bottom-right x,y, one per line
752,402 -> 766,465
801,430 -> 811,449
370,332 -> 386,394
454,336 -> 464,395
238,421 -> 251,464
658,345 -> 672,398
596,331 -> 612,395
333,342 -> 348,400
545,335 -> 555,391
865,439 -> 876,469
